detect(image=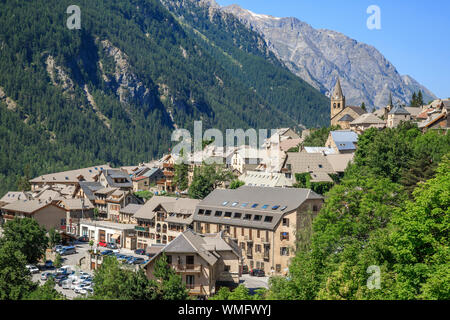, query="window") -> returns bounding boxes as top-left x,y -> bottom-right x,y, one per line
224,265 -> 230,272
205,210 -> 211,216
231,202 -> 239,207
222,201 -> 229,206
234,212 -> 242,219
240,242 -> 245,249
224,212 -> 232,218
313,205 -> 318,212
280,247 -> 290,256
255,244 -> 261,253
243,214 -> 252,220
264,216 -> 273,223
261,204 -> 269,209
167,255 -> 172,264
276,264 -> 281,272
186,275 -> 195,289
254,215 -> 262,221
318,164 -> 323,168
282,218 -> 289,227
280,232 -> 289,241
251,203 -> 259,208
215,211 -> 223,217
272,205 -> 280,210
198,209 -> 204,215
186,255 -> 194,265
